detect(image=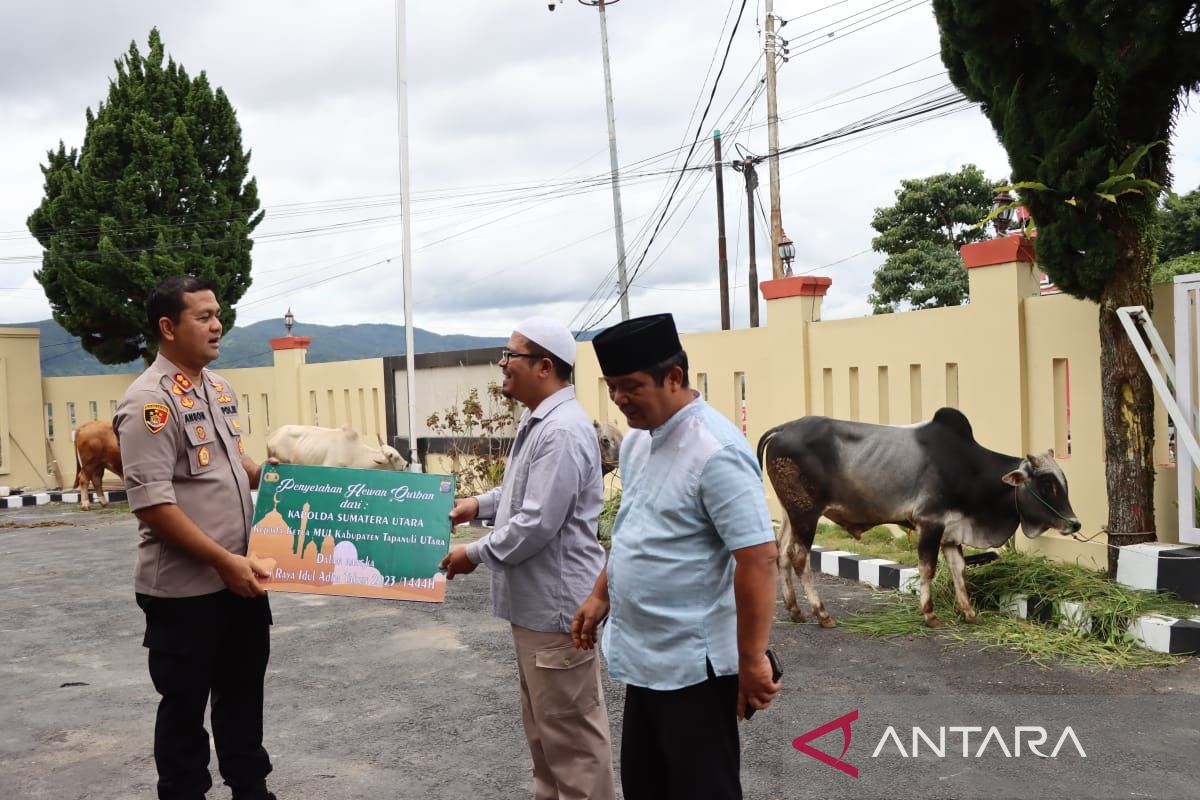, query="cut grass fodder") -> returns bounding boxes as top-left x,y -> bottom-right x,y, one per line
839,551 -> 1199,669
